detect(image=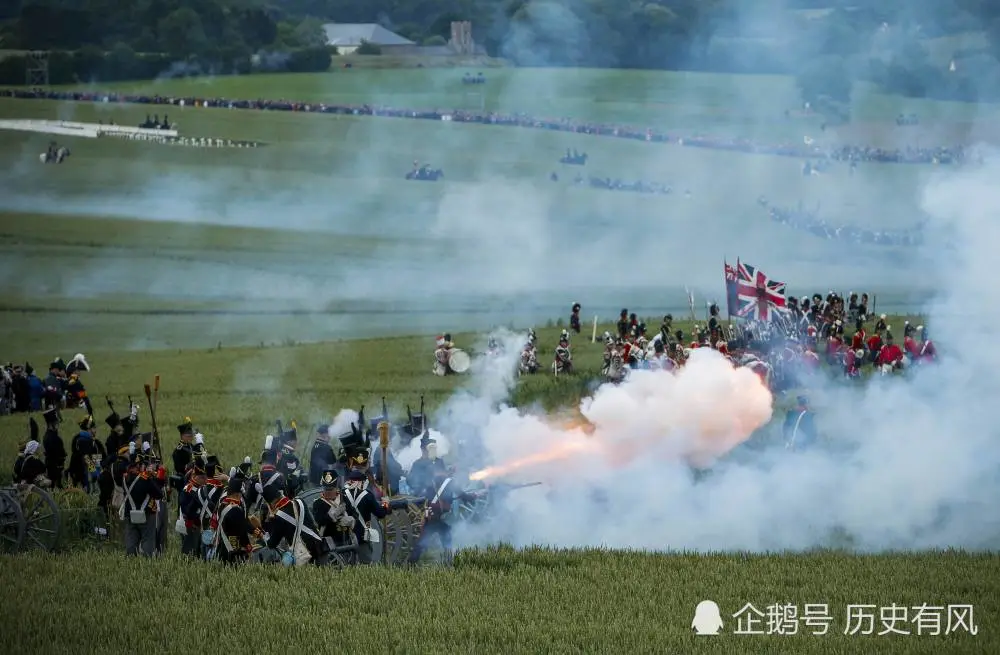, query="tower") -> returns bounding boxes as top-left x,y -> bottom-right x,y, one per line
26,51 -> 50,87
449,21 -> 474,56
